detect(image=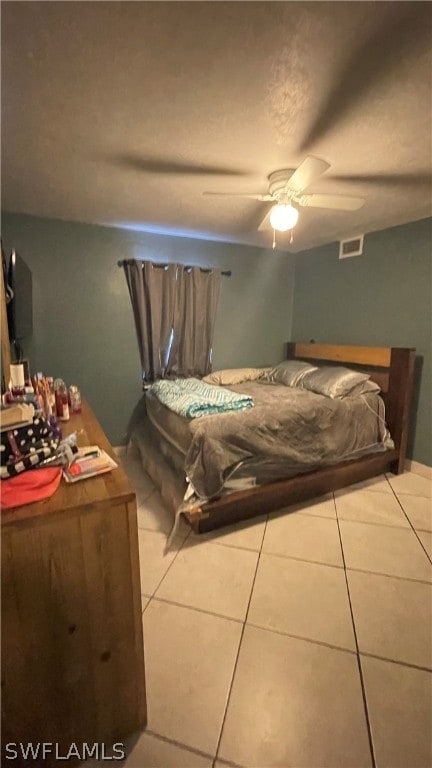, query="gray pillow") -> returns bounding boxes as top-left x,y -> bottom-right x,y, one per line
265,360 -> 318,387
300,365 -> 372,399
